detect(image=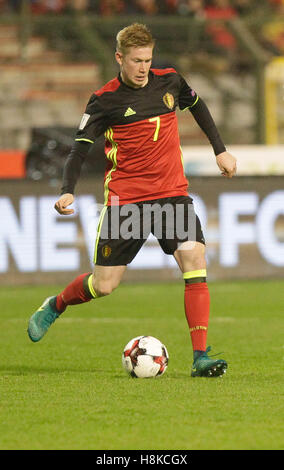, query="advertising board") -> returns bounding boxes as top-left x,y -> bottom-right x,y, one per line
1,176 -> 283,284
